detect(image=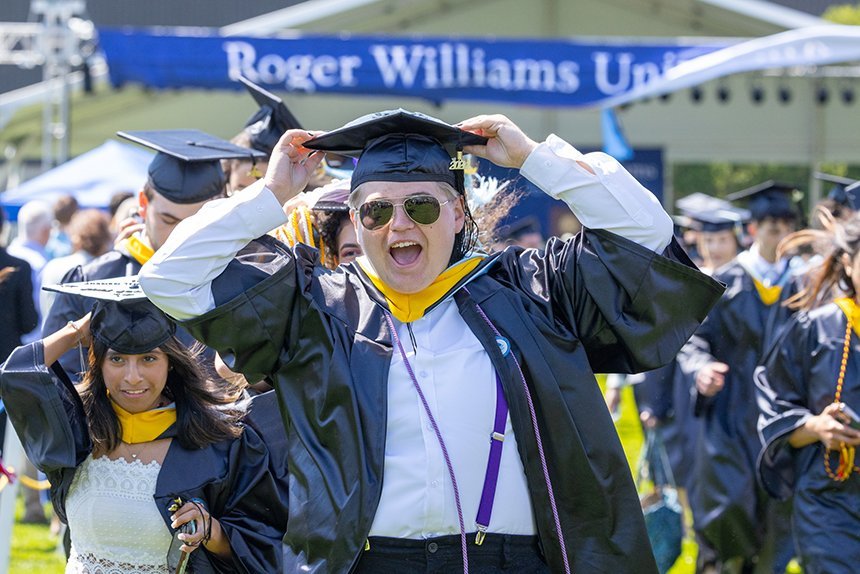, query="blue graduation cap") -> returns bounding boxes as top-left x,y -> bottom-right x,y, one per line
304,109 -> 488,193
726,181 -> 801,222
815,172 -> 859,211
117,129 -> 266,204
677,192 -> 749,233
